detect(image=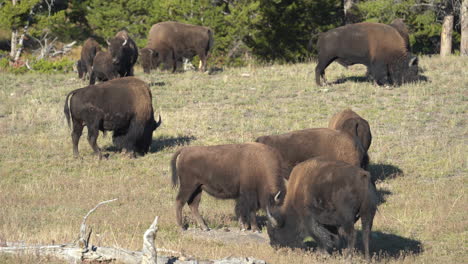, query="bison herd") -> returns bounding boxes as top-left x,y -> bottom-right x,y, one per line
63,19 -> 419,261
